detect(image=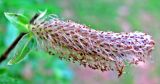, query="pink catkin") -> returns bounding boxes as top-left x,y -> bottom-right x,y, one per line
30,14 -> 155,77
